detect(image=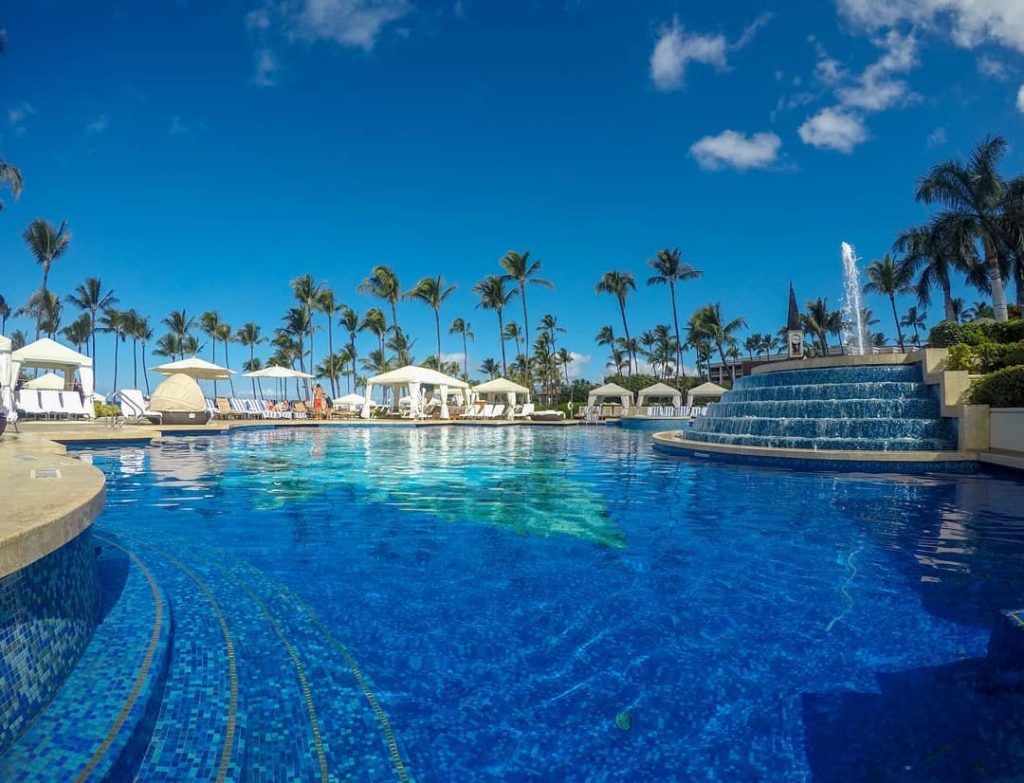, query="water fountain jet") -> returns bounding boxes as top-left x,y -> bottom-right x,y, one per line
841,242 -> 867,356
